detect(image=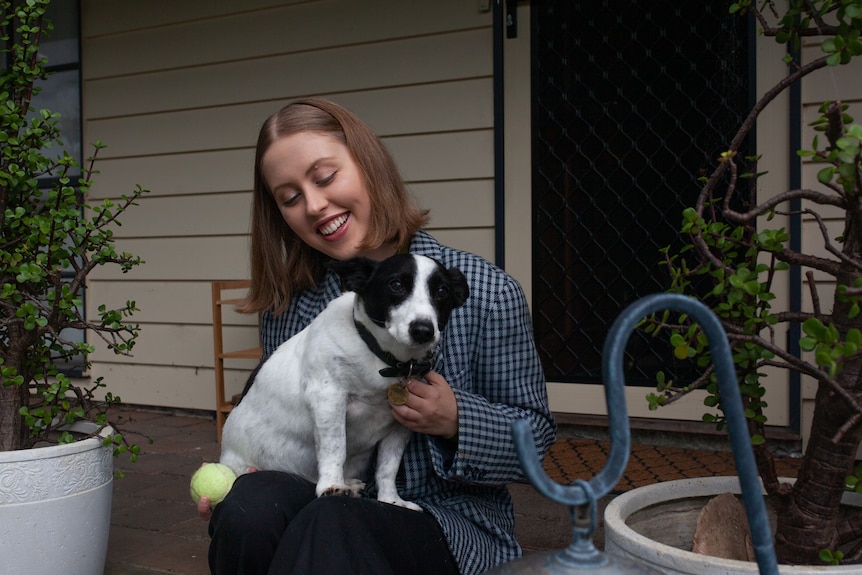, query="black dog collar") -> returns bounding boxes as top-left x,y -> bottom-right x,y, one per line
353,319 -> 434,378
